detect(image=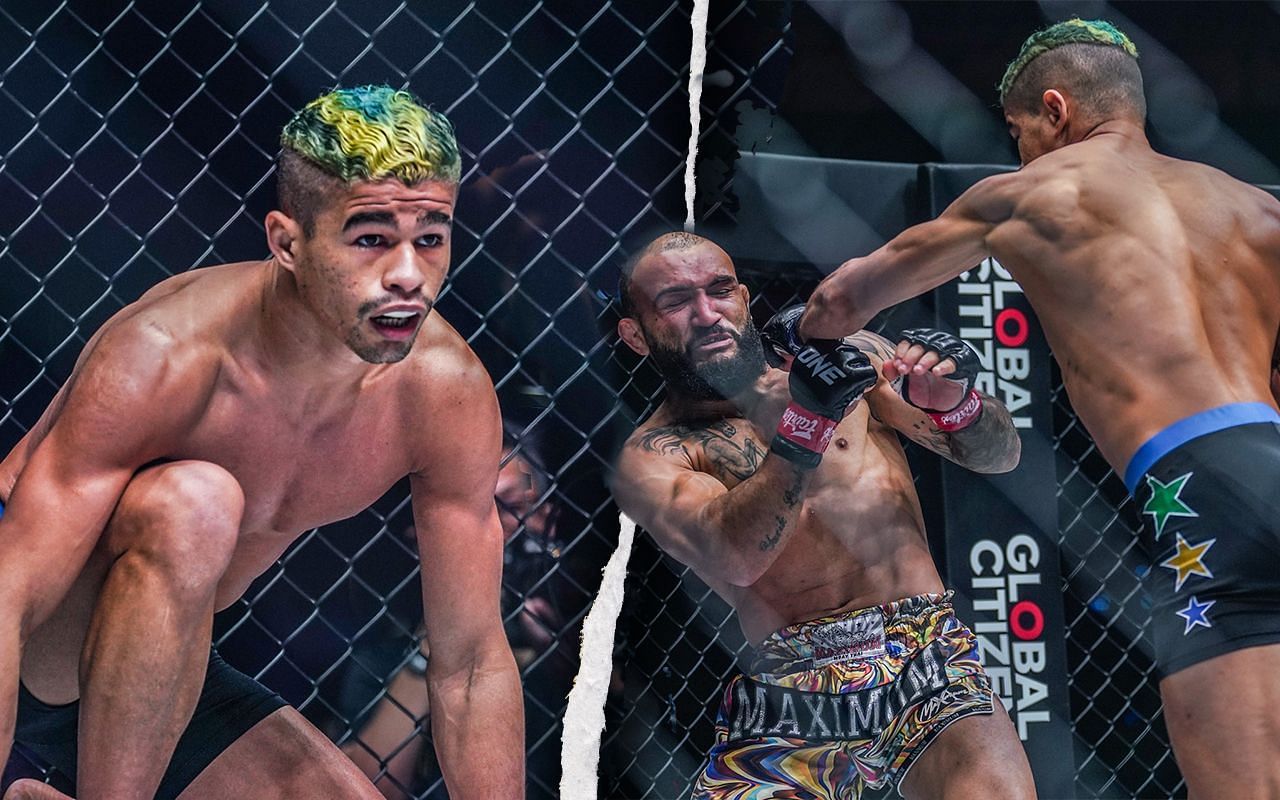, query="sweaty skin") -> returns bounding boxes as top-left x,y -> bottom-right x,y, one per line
797,99 -> 1280,800
611,239 -> 1034,798
0,179 -> 523,799
614,243 -> 1020,641
800,121 -> 1280,473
